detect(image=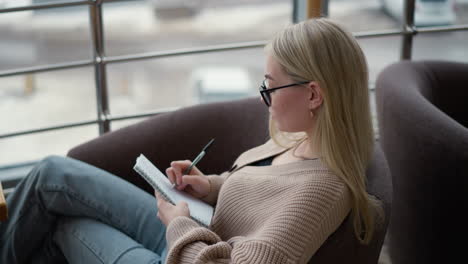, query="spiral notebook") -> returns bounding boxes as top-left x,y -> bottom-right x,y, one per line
133,154 -> 213,227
